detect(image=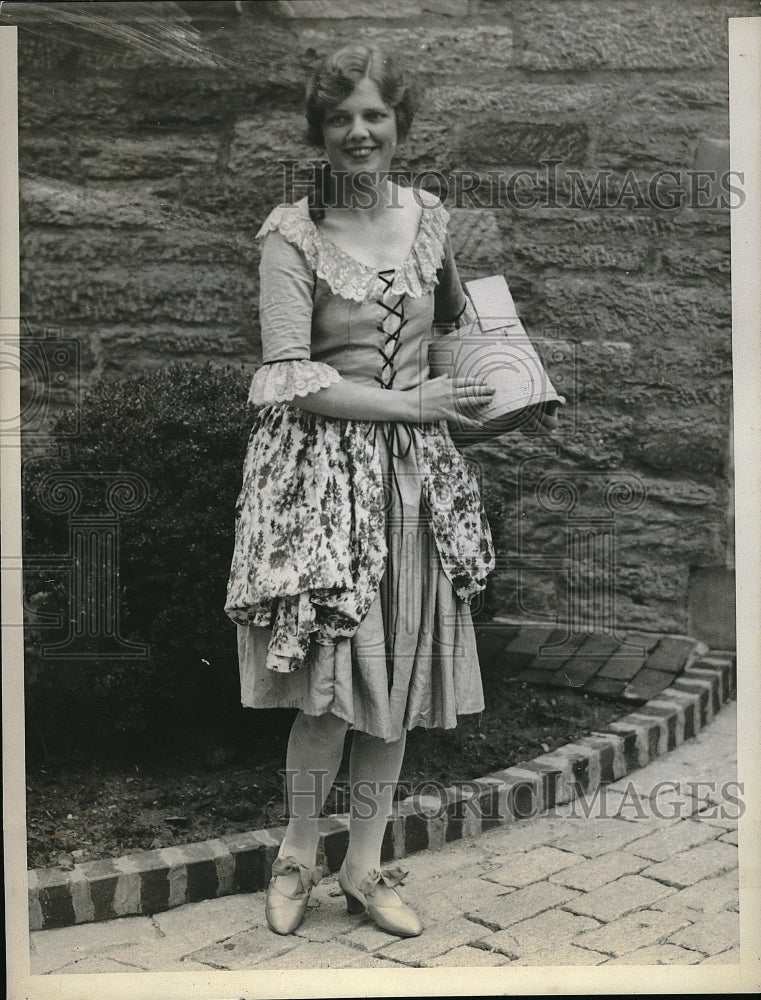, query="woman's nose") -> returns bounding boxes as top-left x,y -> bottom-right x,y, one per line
346,115 -> 370,139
